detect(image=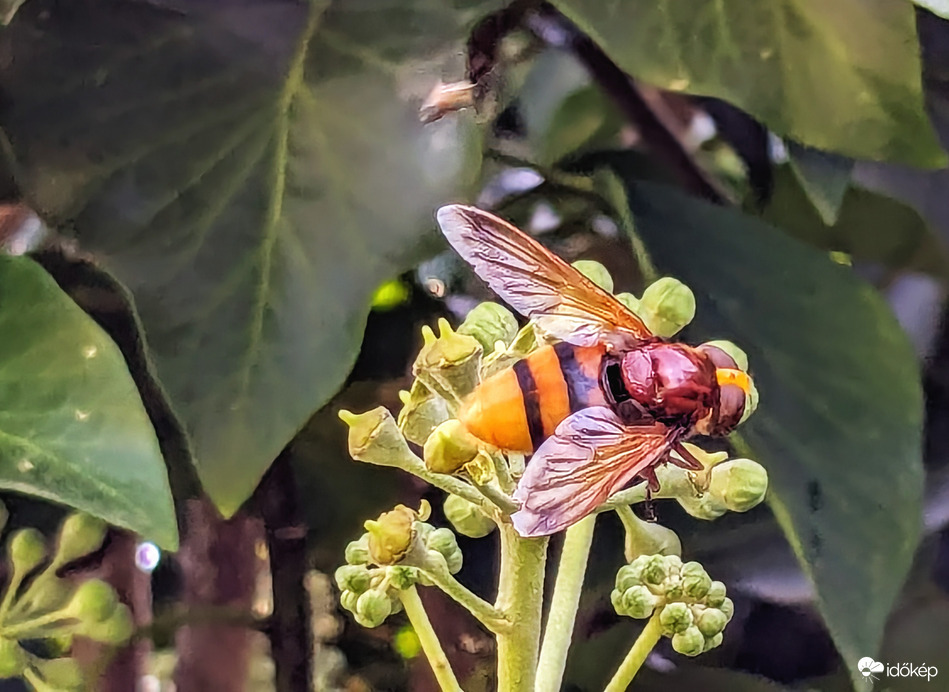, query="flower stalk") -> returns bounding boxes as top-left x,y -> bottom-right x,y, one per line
603,611 -> 664,692
399,585 -> 462,692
